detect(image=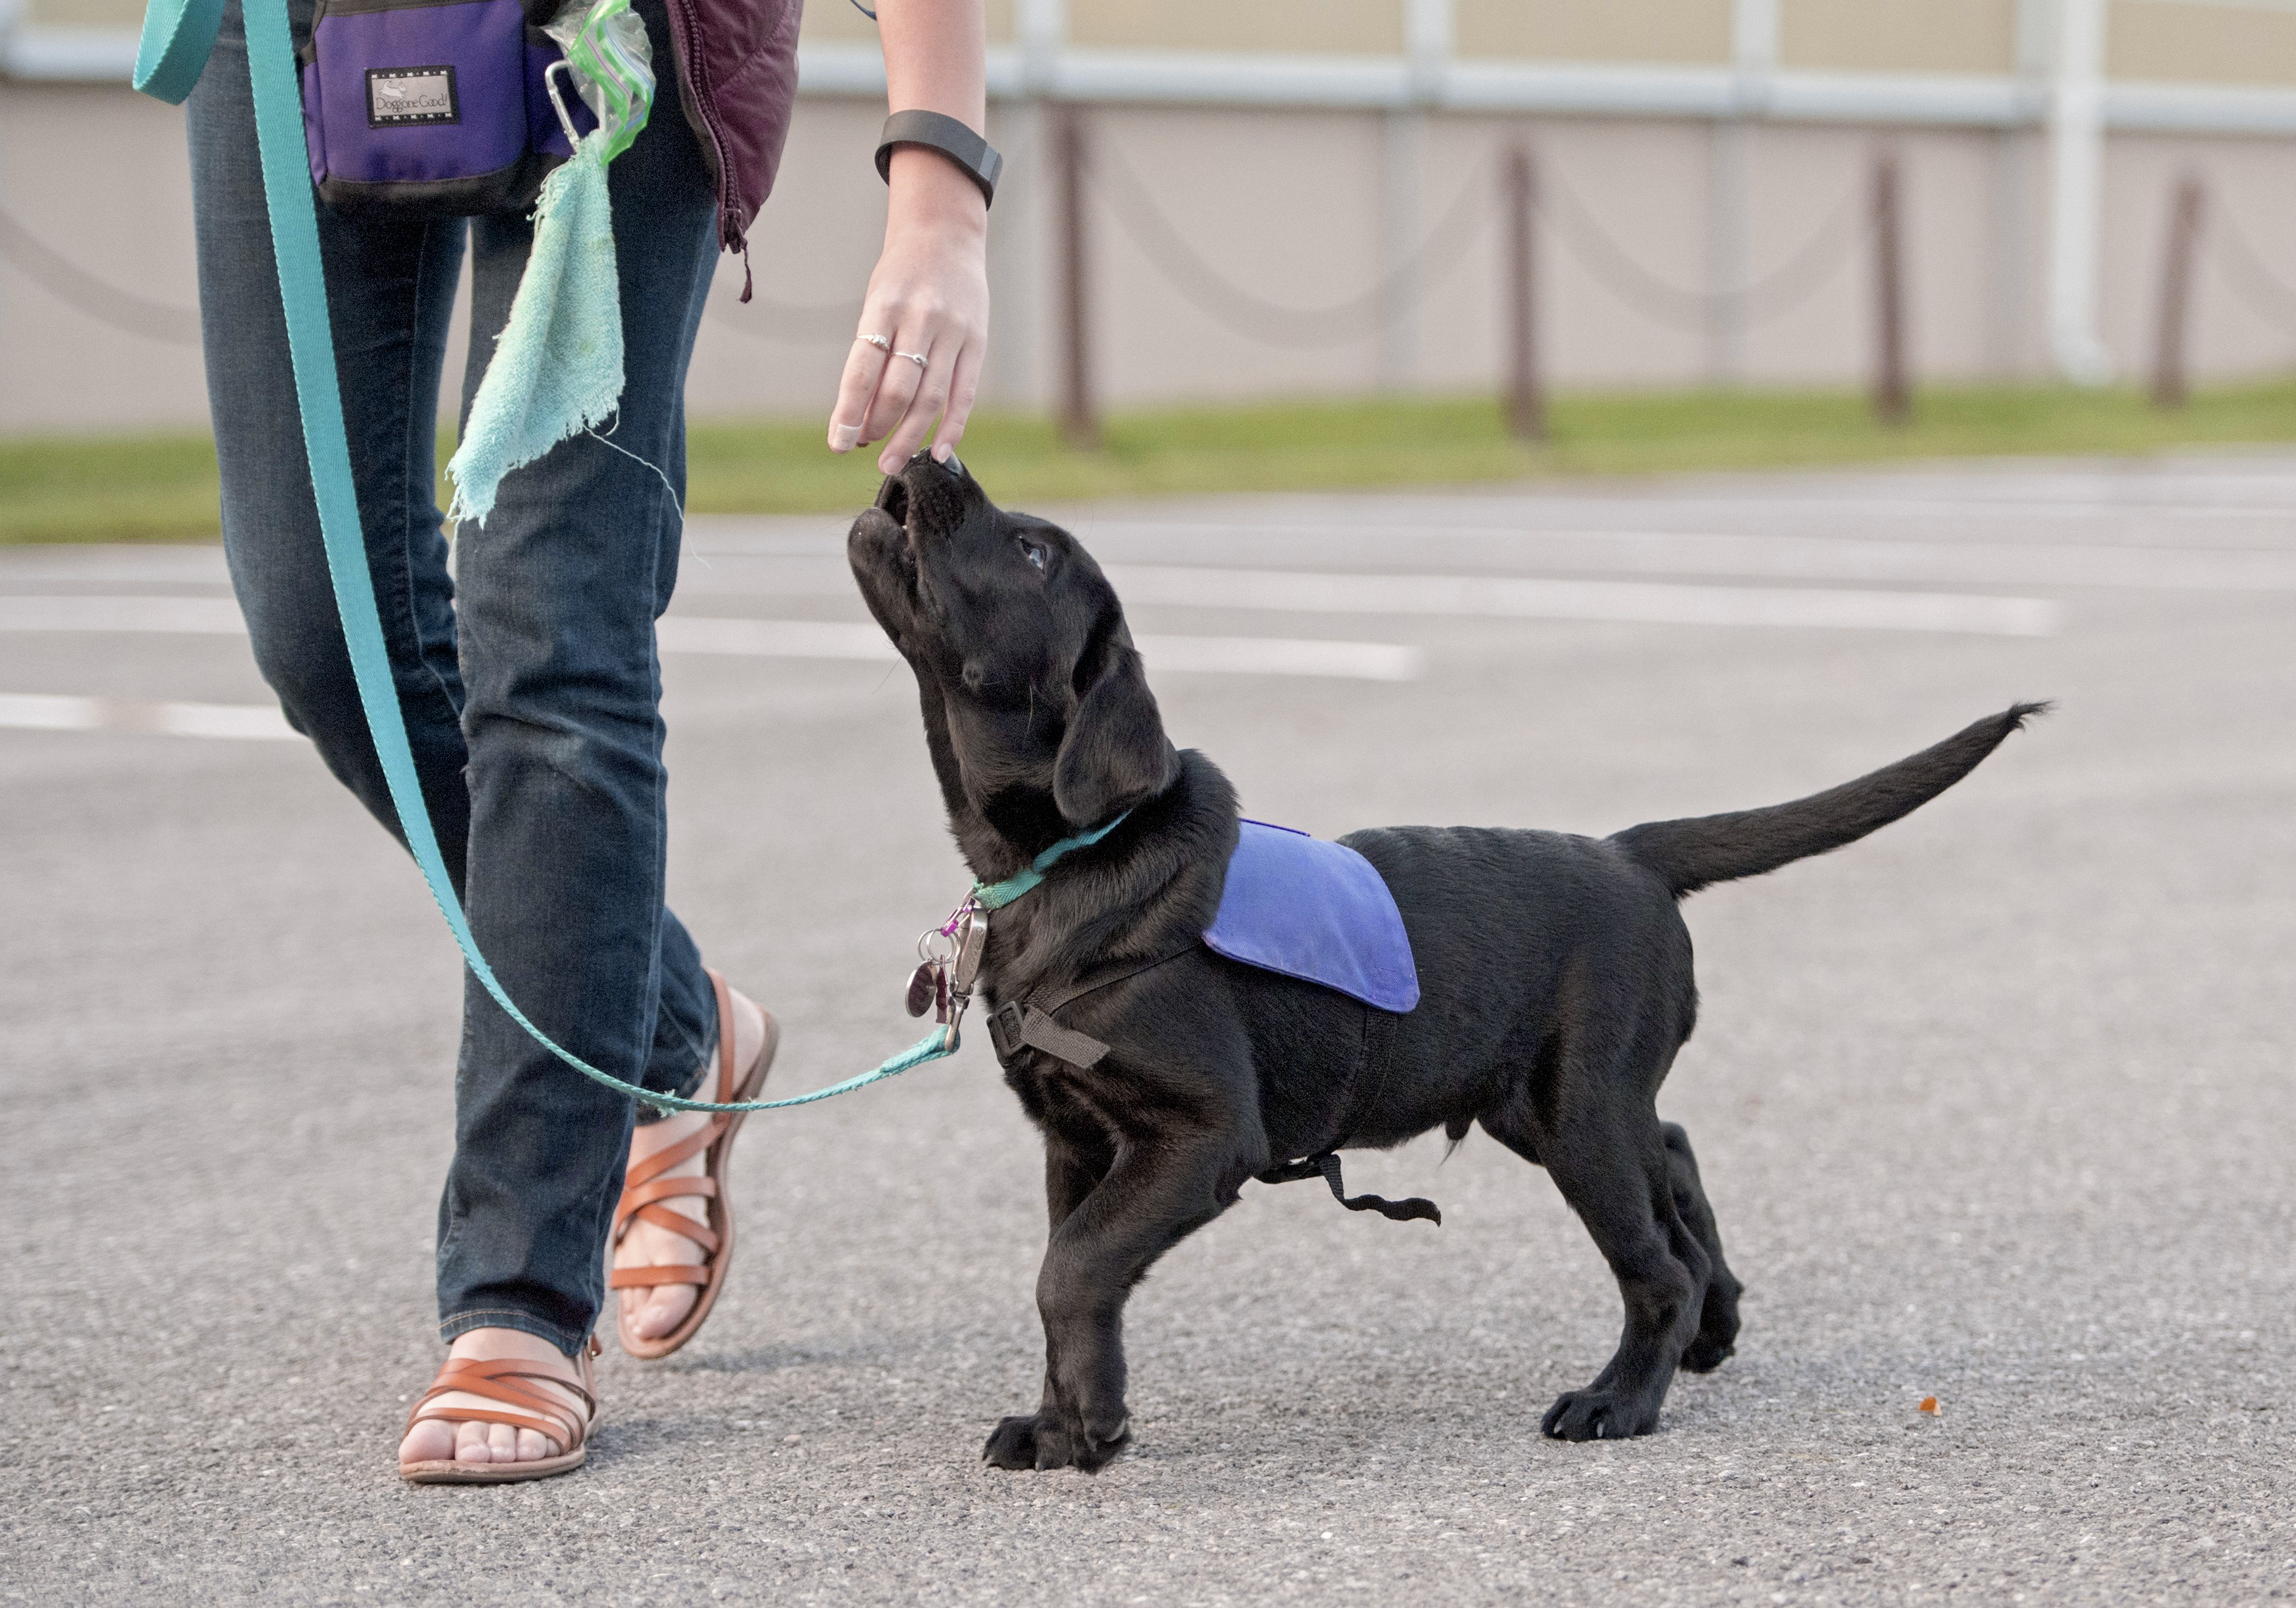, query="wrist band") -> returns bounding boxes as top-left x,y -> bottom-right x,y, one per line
876,110 -> 1001,209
